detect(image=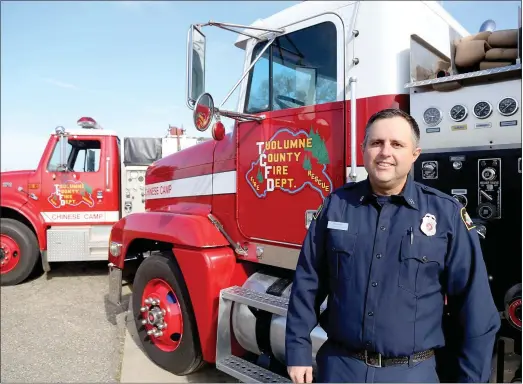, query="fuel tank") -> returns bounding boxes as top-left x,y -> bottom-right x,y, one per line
231,272 -> 328,370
